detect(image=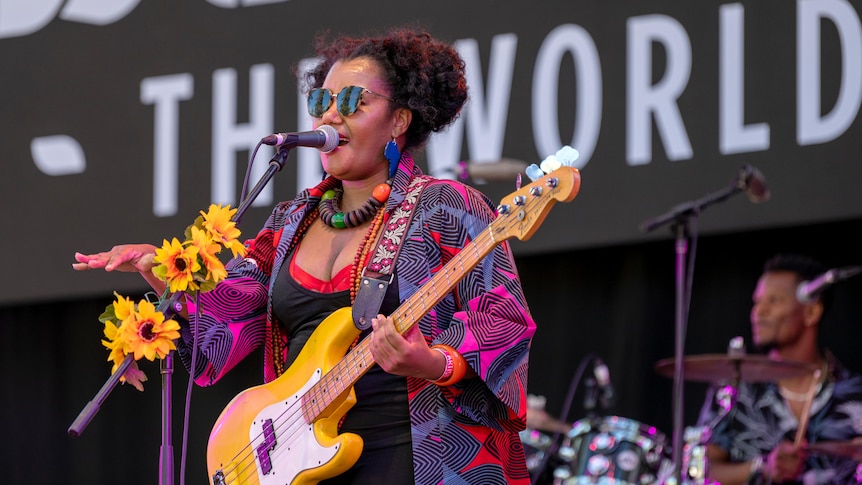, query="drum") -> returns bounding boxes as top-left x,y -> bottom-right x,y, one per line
520,428 -> 558,484
552,415 -> 670,485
